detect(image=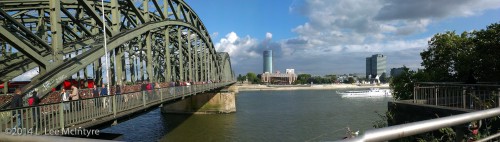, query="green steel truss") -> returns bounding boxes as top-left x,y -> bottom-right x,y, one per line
0,0 -> 235,101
